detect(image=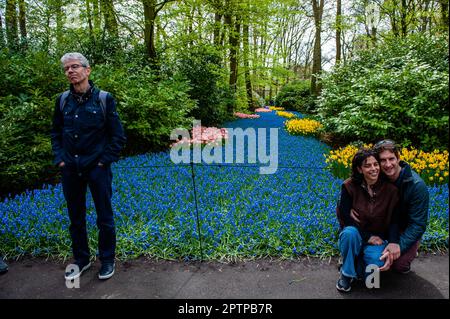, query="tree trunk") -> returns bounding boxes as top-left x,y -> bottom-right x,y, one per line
101,0 -> 119,38
311,0 -> 324,97
5,0 -> 19,51
43,8 -> 51,52
211,0 -> 225,46
142,0 -> 173,70
143,0 -> 158,67
243,5 -> 254,110
18,0 -> 26,49
400,0 -> 408,36
0,14 -> 6,49
86,0 -> 94,35
386,0 -> 400,37
224,0 -> 240,114
93,0 -> 101,31
229,16 -> 240,92
335,0 -> 341,65
187,5 -> 195,47
252,27 -> 258,94
440,0 -> 449,32
54,0 -> 63,50
213,12 -> 222,45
